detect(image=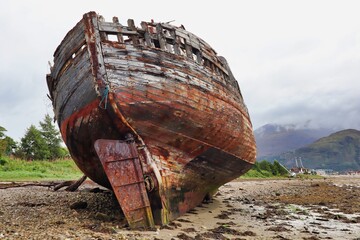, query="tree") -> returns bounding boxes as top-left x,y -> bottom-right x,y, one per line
0,126 -> 18,157
252,161 -> 261,171
259,160 -> 272,172
39,114 -> 63,159
20,125 -> 50,160
16,114 -> 66,160
0,126 -> 6,138
4,136 -> 17,155
0,126 -> 7,157
270,163 -> 279,176
273,160 -> 289,176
